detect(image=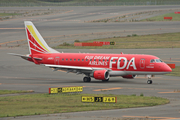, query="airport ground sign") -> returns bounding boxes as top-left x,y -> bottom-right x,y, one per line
82,96 -> 117,103
49,86 -> 83,94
